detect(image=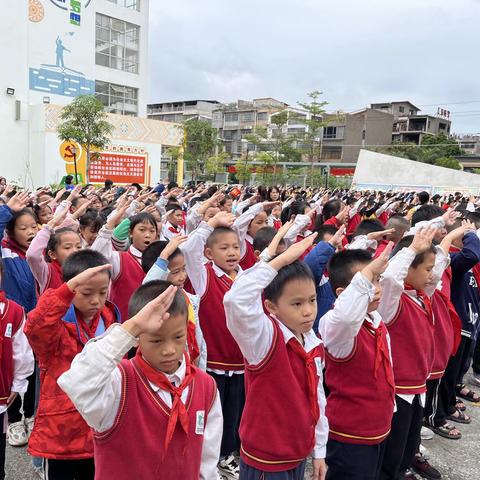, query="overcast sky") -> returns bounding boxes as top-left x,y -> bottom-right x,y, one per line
149,0 -> 480,134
